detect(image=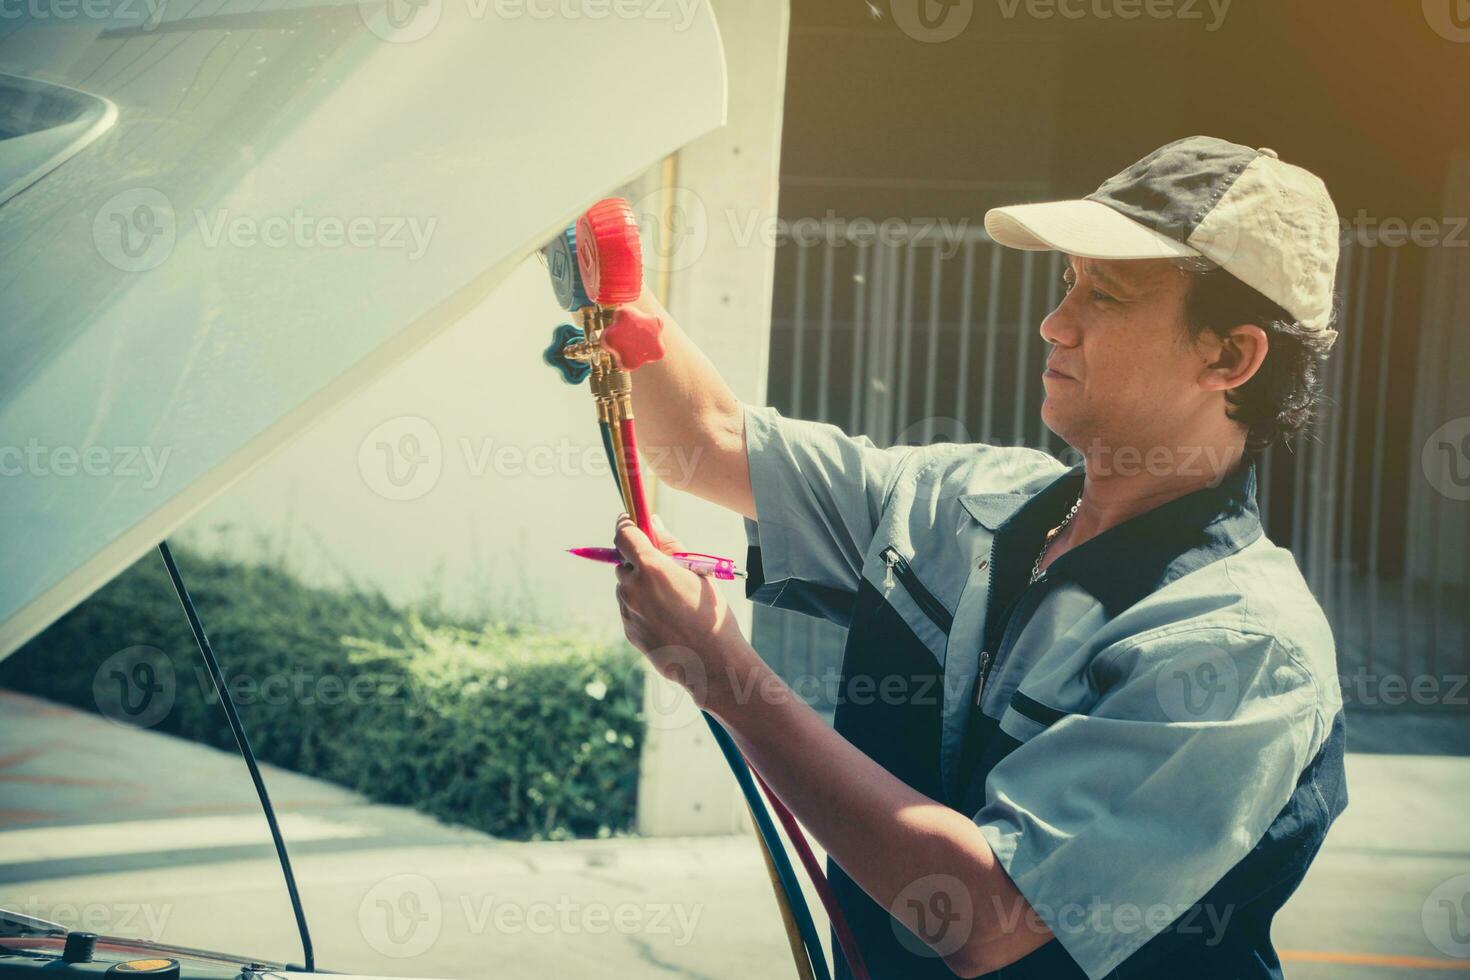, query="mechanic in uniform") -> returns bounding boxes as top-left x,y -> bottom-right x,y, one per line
607,136 -> 1348,979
